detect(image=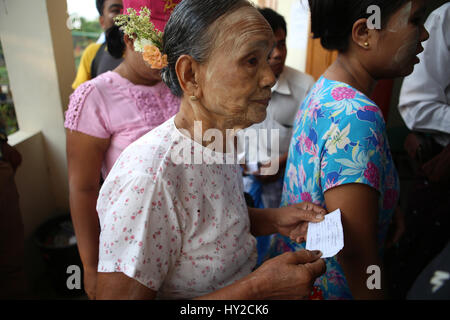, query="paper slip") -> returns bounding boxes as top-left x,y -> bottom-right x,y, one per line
306,209 -> 344,258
